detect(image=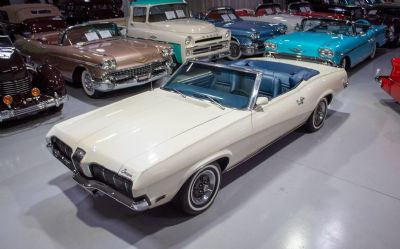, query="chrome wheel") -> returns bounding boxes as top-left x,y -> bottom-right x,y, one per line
227,40 -> 242,60
81,70 -> 96,97
190,169 -> 216,206
313,99 -> 327,128
178,163 -> 221,214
